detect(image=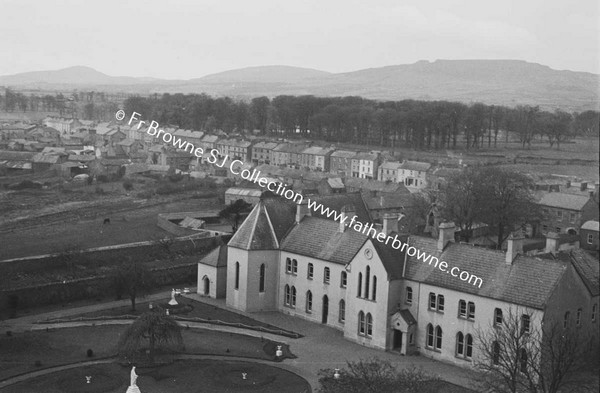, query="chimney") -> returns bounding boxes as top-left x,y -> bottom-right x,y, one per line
580,182 -> 588,191
295,200 -> 310,224
339,205 -> 355,233
506,232 -> 524,265
382,213 -> 399,235
545,232 -> 560,254
437,222 -> 456,251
